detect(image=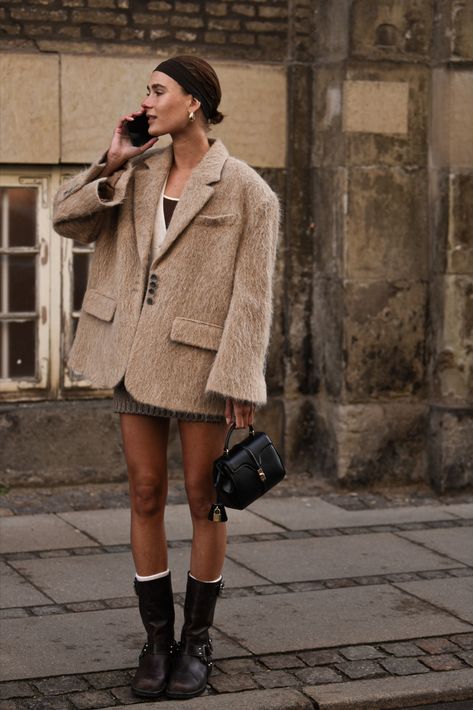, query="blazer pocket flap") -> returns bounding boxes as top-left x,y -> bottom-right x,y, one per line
82,289 -> 117,322
170,317 -> 224,351
193,213 -> 236,226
